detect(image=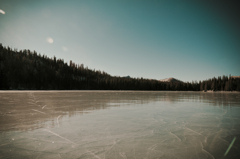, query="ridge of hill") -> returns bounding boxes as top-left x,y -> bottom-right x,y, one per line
0,44 -> 239,91
159,77 -> 183,83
